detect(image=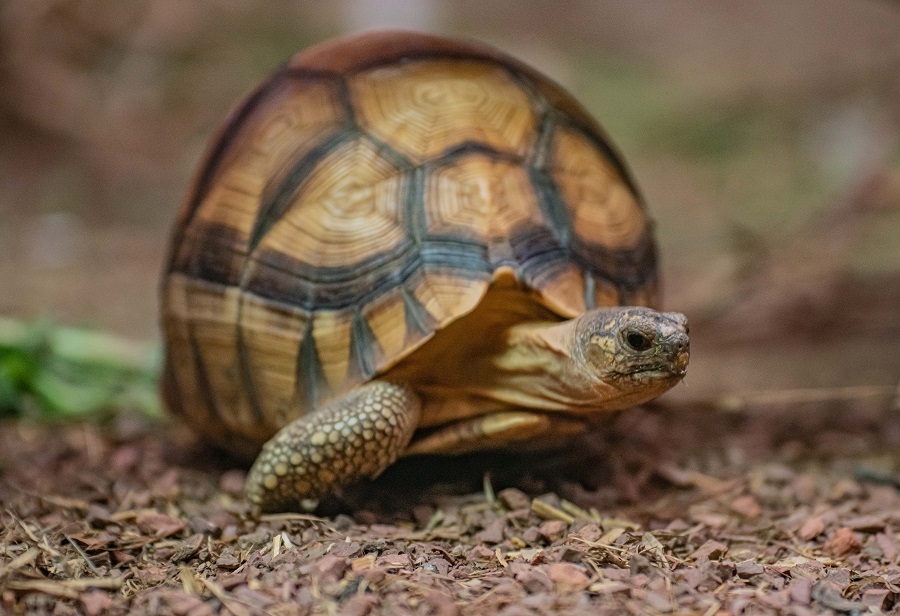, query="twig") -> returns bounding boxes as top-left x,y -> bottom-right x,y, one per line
199,576 -> 253,616
4,576 -> 124,599
560,499 -> 593,521
4,579 -> 79,600
65,535 -> 102,576
531,499 -> 575,524
0,548 -> 40,579
482,472 -> 497,507
259,513 -> 337,533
